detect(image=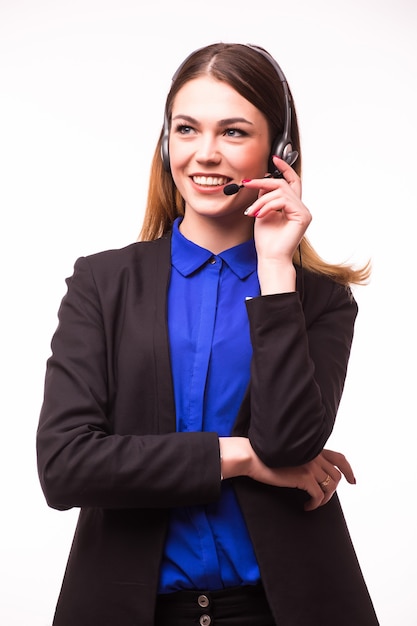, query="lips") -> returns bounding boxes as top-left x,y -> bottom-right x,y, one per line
192,175 -> 230,187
